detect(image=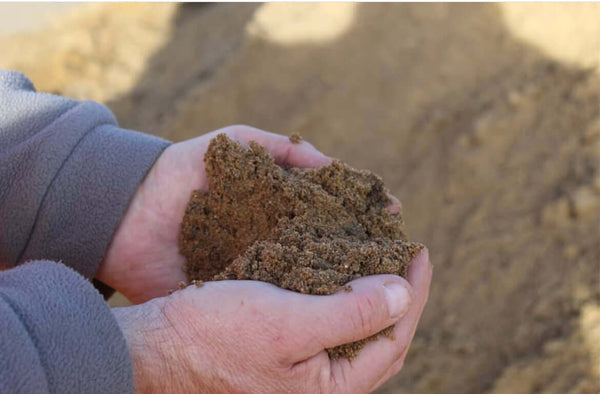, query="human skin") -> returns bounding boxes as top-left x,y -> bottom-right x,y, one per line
97,125 -> 336,304
99,125 -> 432,392
112,250 -> 431,393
